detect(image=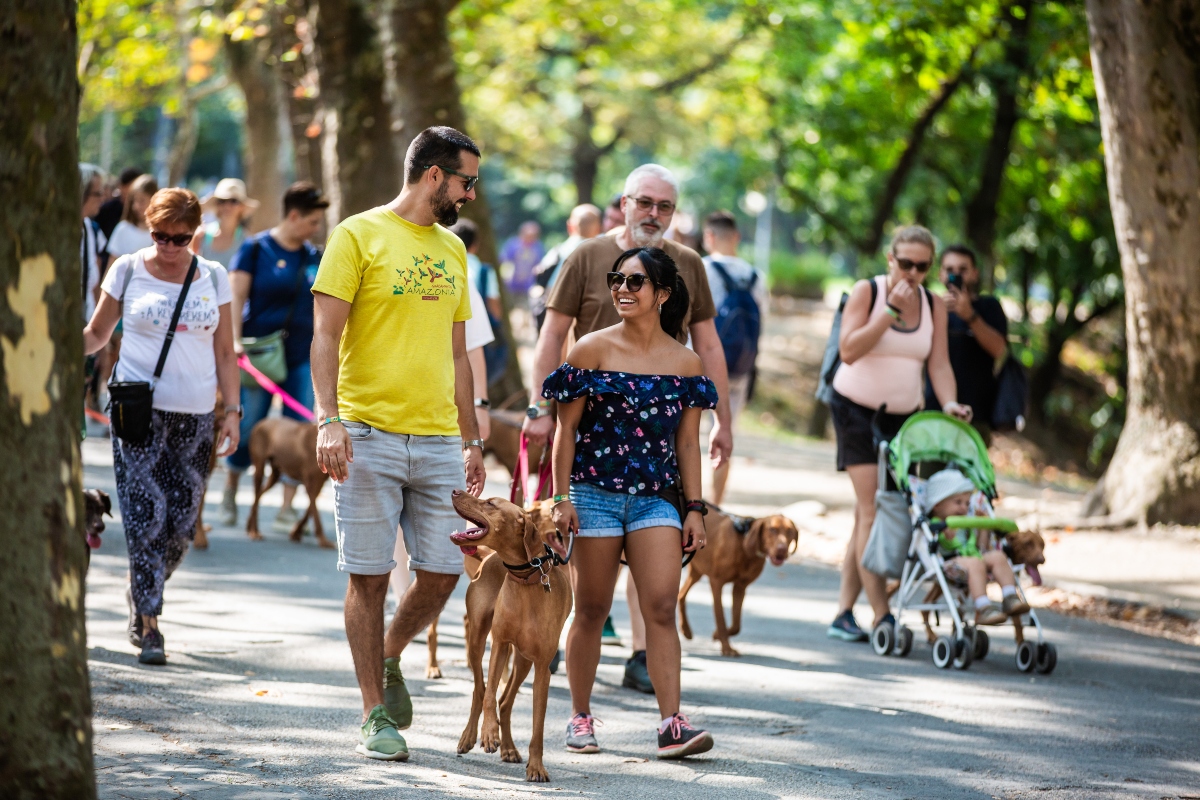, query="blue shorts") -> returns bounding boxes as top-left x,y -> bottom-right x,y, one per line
569,482 -> 681,538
